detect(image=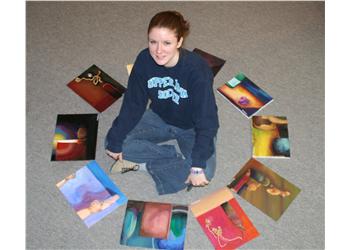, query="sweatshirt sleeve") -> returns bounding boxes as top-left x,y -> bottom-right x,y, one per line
105,63 -> 148,153
190,66 -> 219,168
